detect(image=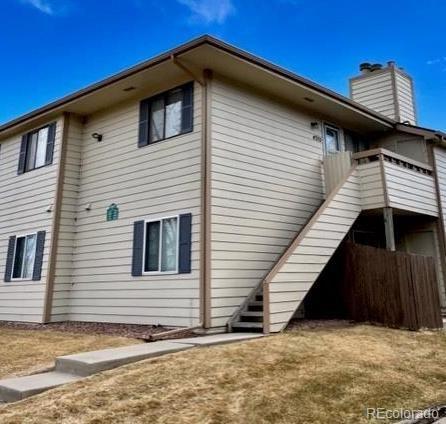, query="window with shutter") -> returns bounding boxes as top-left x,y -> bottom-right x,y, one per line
18,122 -> 56,174
5,231 -> 45,281
138,82 -> 193,147
132,214 -> 192,276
